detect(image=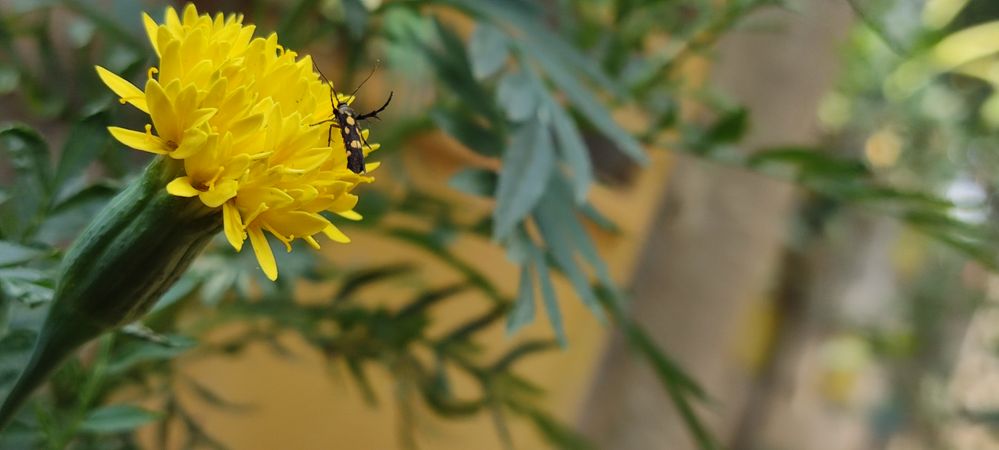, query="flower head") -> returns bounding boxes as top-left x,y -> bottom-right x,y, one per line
96,4 -> 380,280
